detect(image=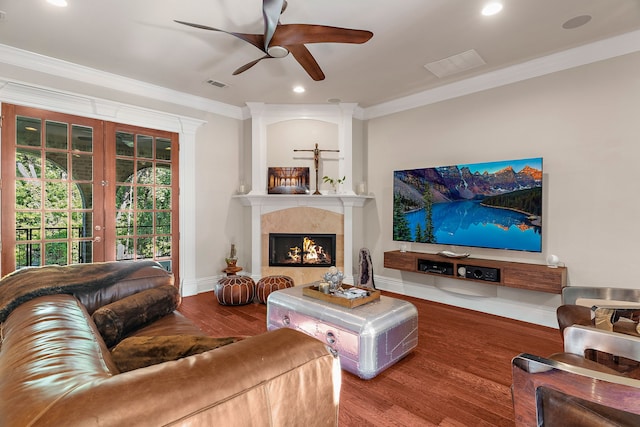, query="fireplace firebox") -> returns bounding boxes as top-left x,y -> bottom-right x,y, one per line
269,233 -> 336,267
